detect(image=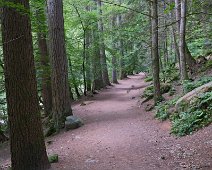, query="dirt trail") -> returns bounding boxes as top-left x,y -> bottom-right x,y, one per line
1,73 -> 212,170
